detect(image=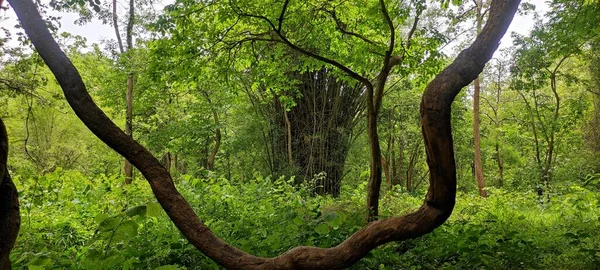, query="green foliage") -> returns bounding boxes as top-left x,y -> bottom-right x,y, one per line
9,170 -> 600,269
3,0 -> 600,269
